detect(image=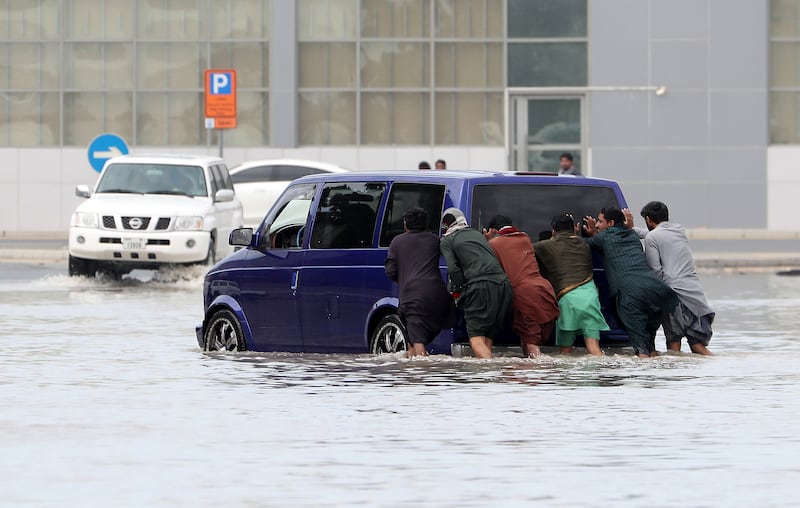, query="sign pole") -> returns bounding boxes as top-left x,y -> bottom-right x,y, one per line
219,129 -> 223,158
